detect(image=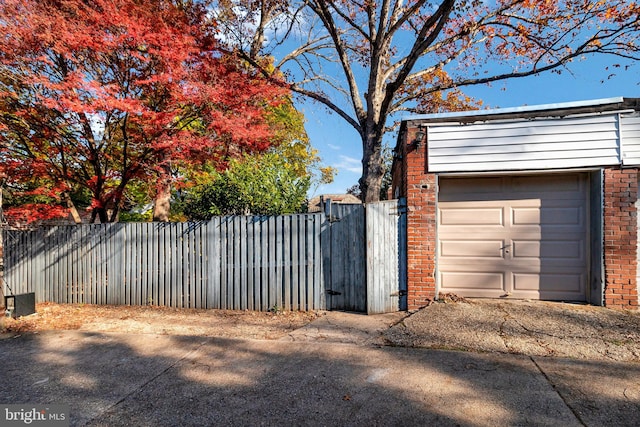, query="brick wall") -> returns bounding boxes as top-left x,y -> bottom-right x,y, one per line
603,168 -> 639,309
401,128 -> 439,310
